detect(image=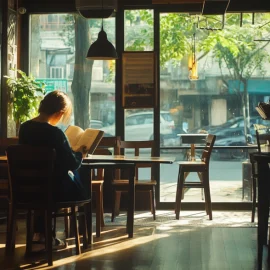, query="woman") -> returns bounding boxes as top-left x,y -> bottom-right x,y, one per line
19,90 -> 87,247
